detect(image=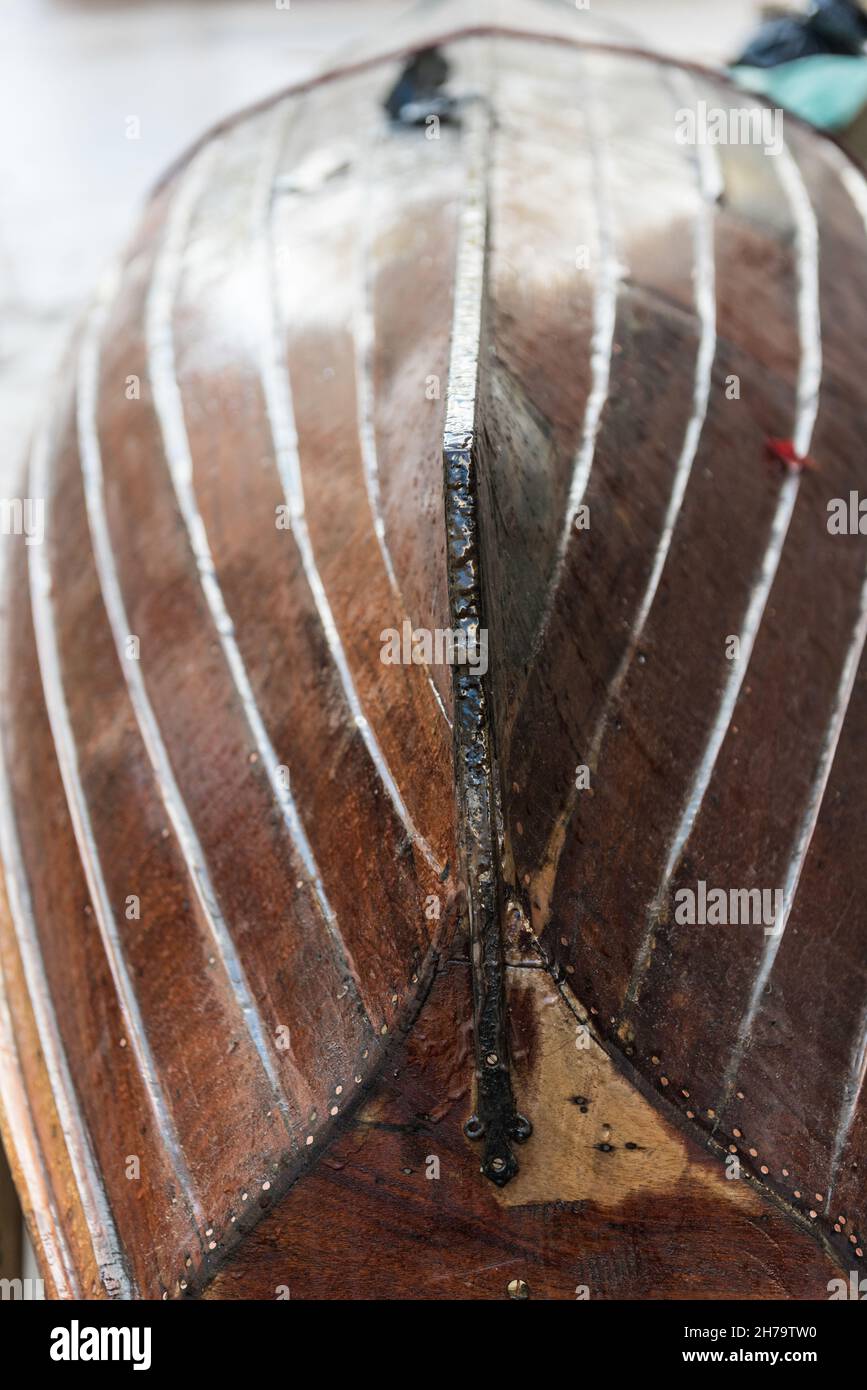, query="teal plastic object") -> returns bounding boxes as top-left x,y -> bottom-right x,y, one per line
731,55 -> 867,131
